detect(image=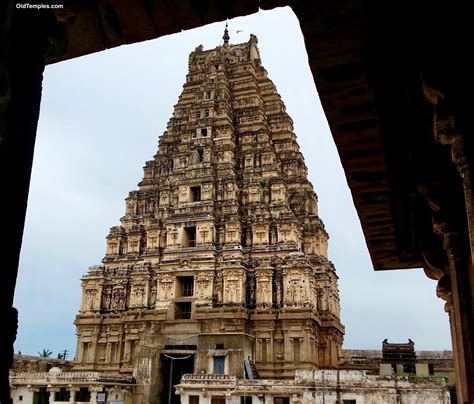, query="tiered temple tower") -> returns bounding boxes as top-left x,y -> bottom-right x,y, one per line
74,32 -> 344,403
